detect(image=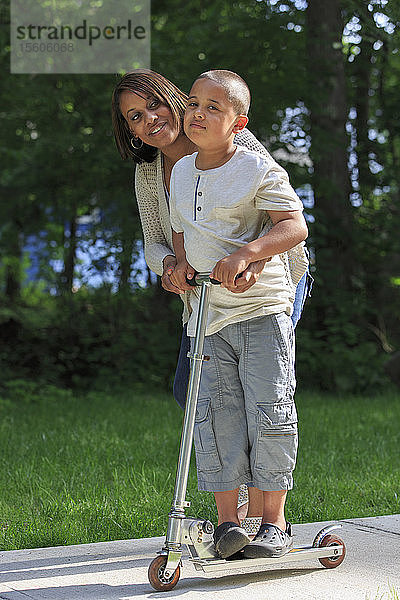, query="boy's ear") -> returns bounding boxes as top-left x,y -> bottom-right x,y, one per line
232,115 -> 249,133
